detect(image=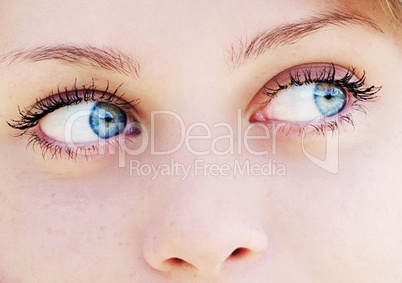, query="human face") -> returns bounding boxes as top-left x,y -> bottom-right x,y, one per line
0,0 -> 401,282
